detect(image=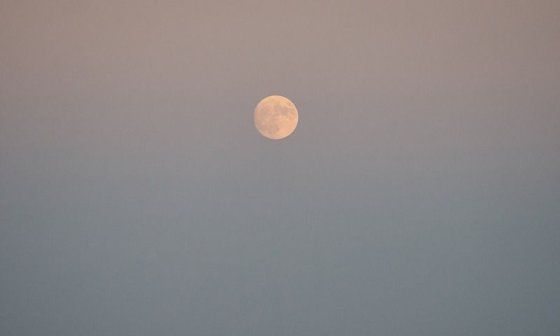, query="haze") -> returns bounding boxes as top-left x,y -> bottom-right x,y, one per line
1,1 -> 559,335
